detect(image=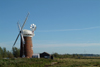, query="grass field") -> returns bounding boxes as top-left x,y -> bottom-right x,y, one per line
1,58 -> 100,67
53,58 -> 100,67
